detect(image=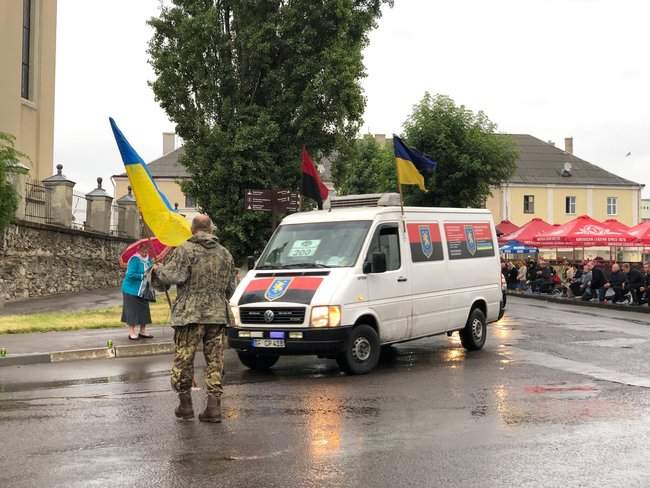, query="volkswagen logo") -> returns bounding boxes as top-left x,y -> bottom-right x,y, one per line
264,309 -> 275,323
